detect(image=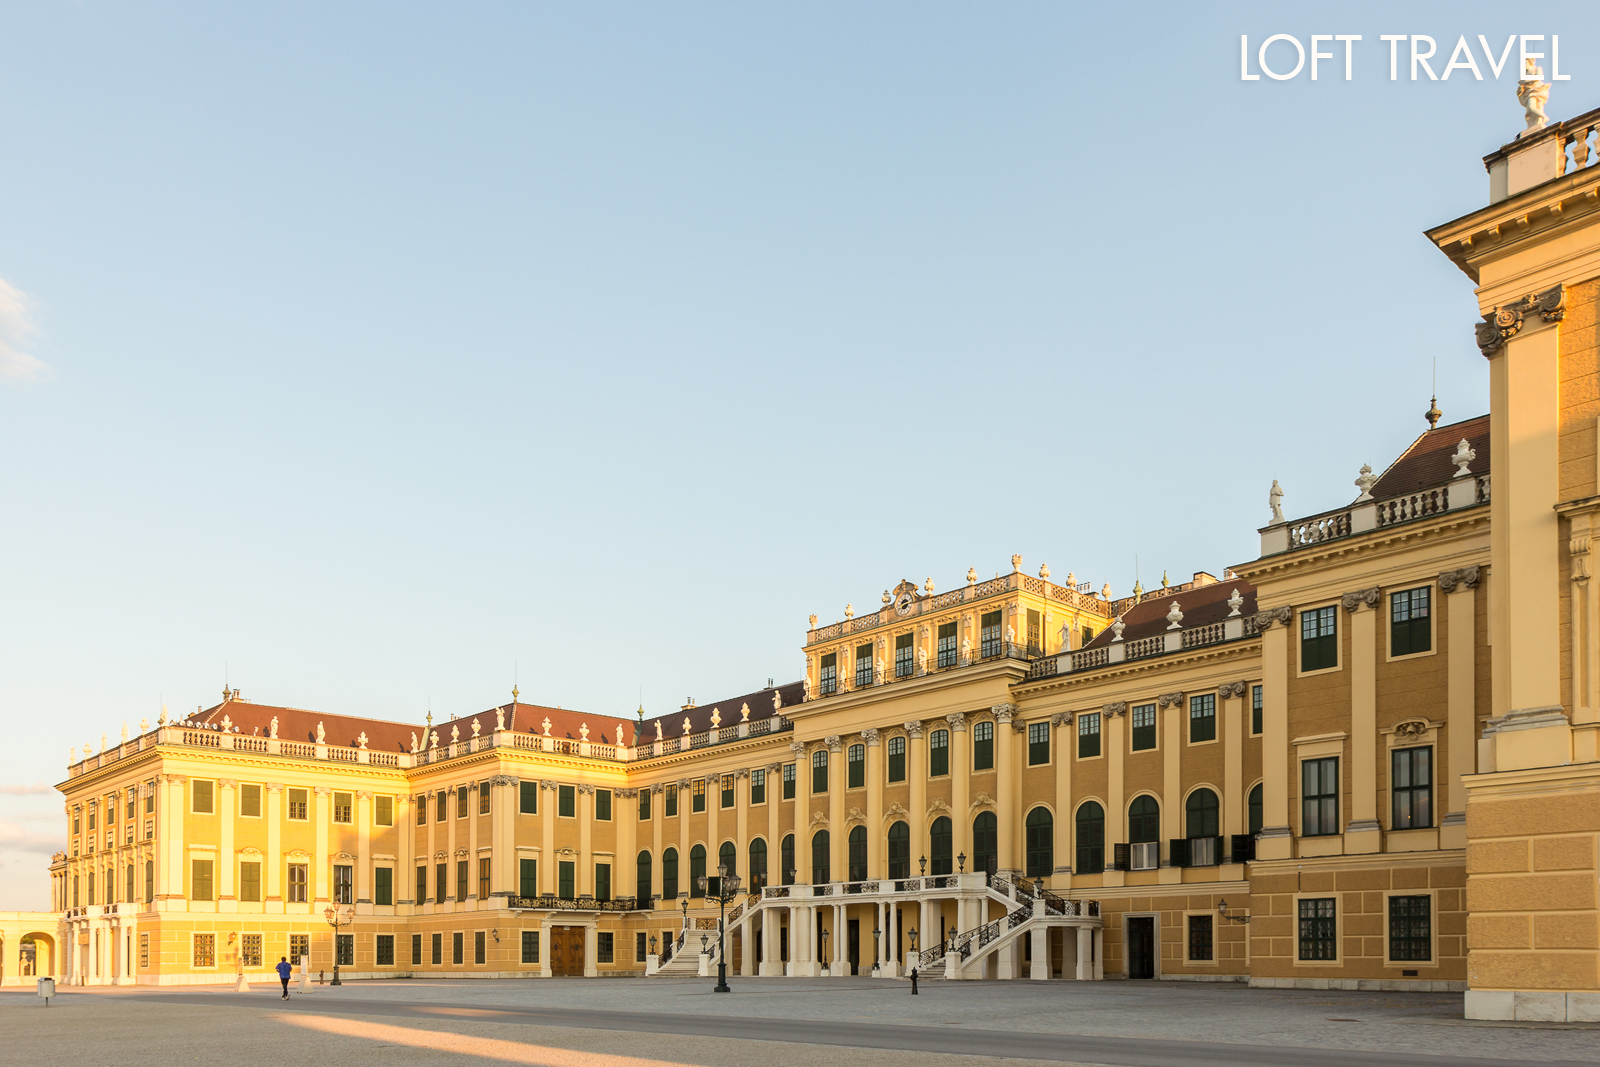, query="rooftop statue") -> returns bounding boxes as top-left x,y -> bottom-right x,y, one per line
1269,479 -> 1285,524
1517,58 -> 1550,136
